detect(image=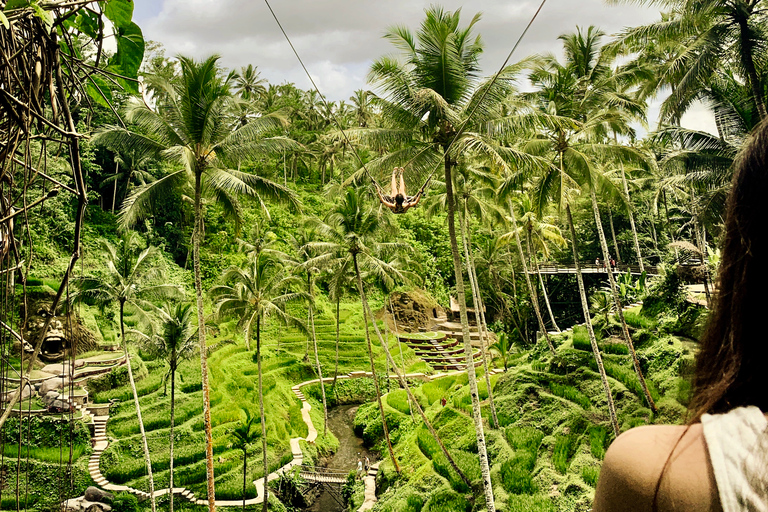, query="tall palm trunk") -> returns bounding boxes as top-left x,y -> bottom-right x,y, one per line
256,315 -> 268,512
333,296 -> 340,399
242,447 -> 248,512
460,206 -> 499,430
527,229 -> 560,333
444,155 -> 495,512
111,161 -> 119,214
737,15 -> 767,119
119,301 -> 156,512
352,253 -> 400,474
620,167 -> 644,272
169,356 -> 176,512
507,203 -> 555,354
363,282 -> 471,487
608,206 -> 621,263
589,187 -> 656,412
565,204 -> 620,437
193,171 -> 216,512
309,295 -> 328,436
